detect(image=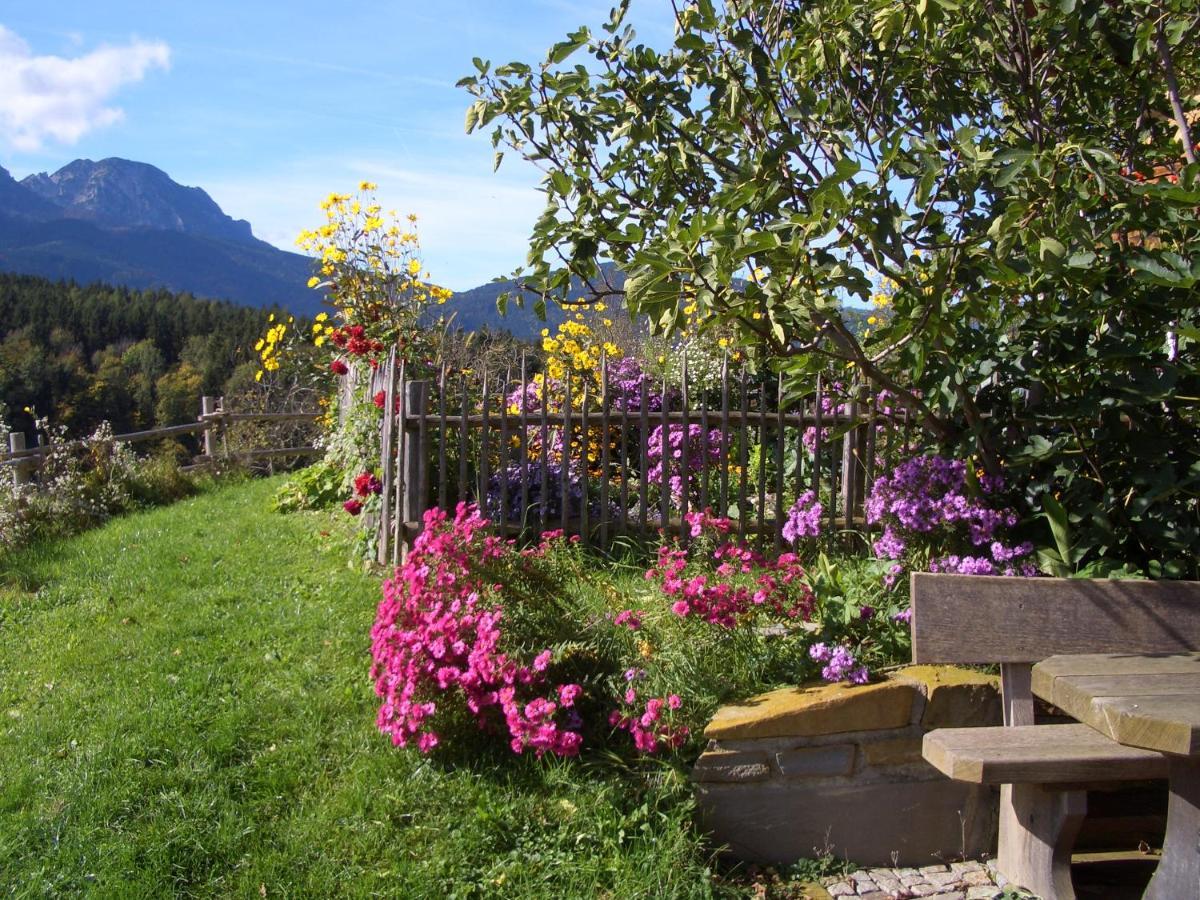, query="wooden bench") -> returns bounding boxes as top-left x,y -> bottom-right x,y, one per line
911,573 -> 1200,900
